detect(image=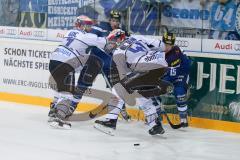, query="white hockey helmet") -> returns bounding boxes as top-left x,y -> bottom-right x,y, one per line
75,15 -> 94,31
